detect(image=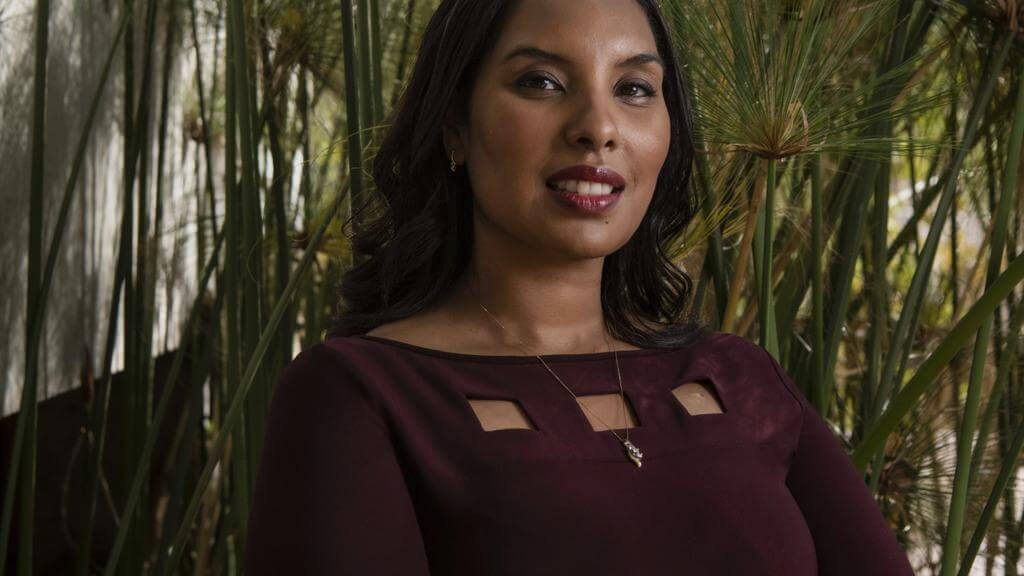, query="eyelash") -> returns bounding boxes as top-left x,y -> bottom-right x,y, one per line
517,73 -> 659,100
